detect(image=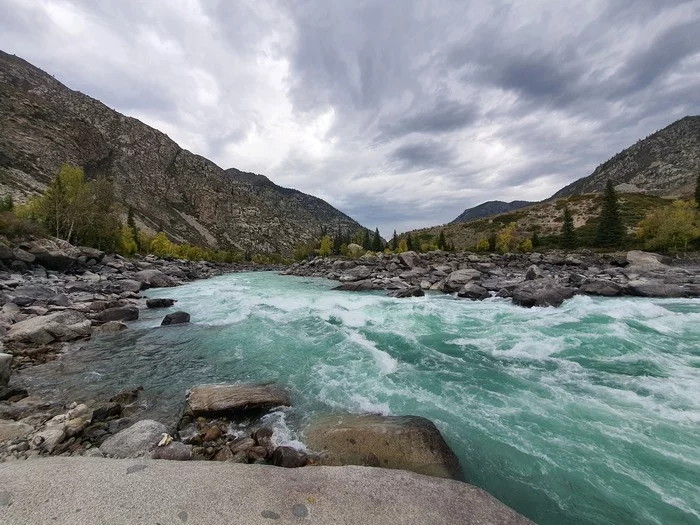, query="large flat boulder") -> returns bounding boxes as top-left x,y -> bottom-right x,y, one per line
304,414 -> 464,481
186,384 -> 291,417
23,239 -> 80,272
95,306 -> 139,322
626,250 -> 672,269
339,265 -> 371,282
100,419 -> 168,458
6,310 -> 91,345
334,280 -> 375,292
0,457 -> 532,524
132,269 -> 174,288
